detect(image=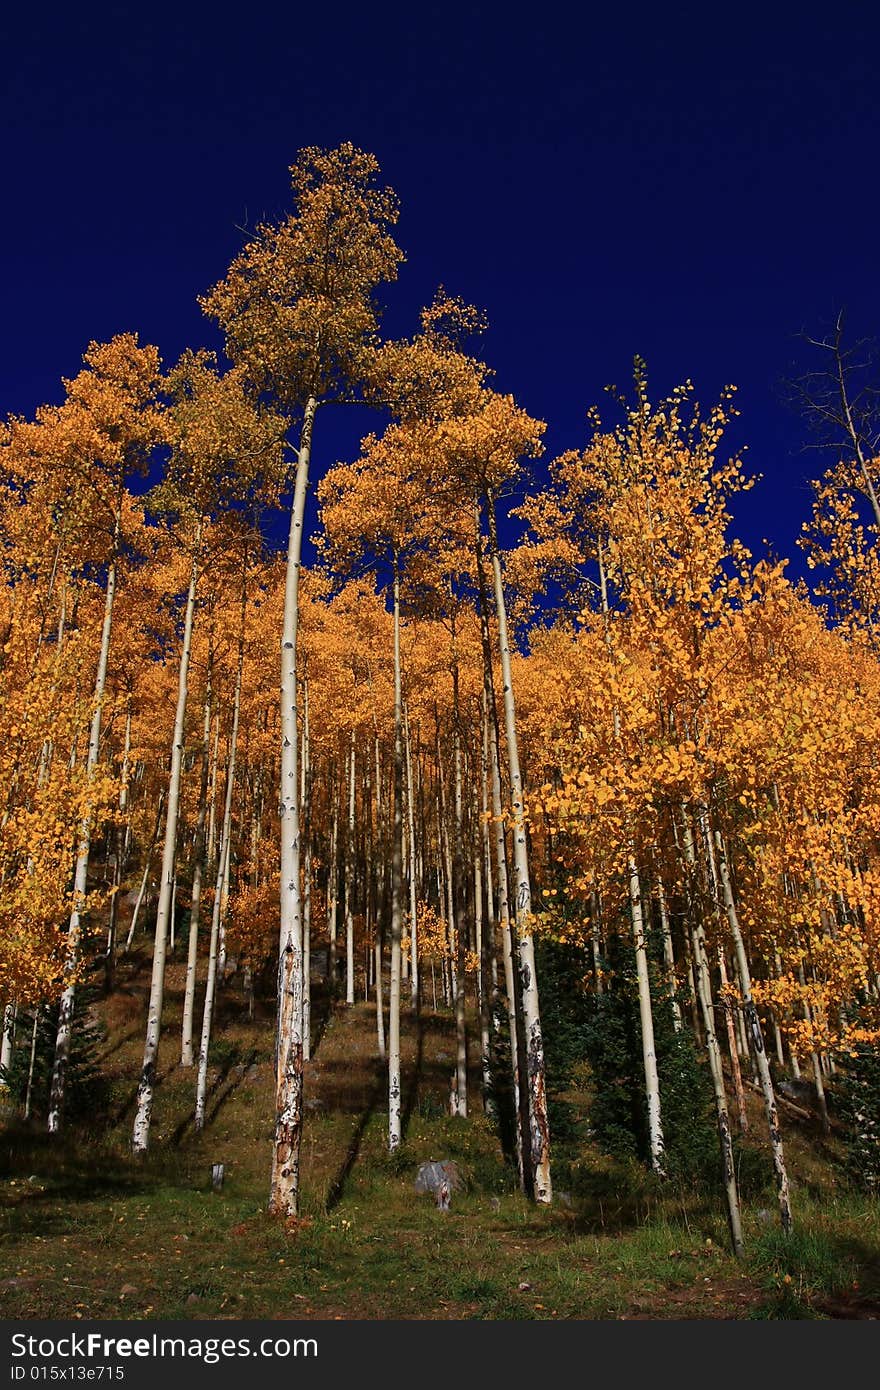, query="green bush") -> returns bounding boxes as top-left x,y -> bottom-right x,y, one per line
1,987 -> 108,1122
836,1037 -> 880,1191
